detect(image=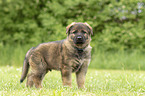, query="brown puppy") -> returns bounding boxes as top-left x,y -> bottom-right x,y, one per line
20,22 -> 93,88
